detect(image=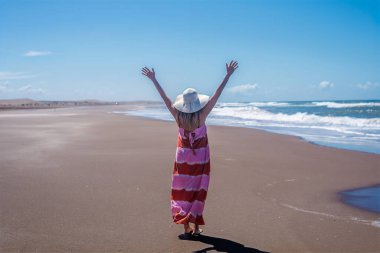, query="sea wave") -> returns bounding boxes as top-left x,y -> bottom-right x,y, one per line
311,102 -> 380,108
211,106 -> 380,129
114,105 -> 380,153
